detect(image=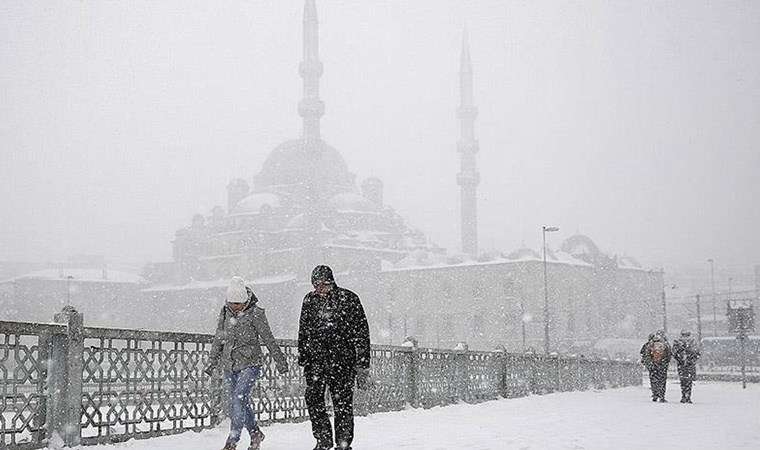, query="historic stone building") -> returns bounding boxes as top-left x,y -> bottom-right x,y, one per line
141,0 -> 663,355
1,262 -> 142,327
